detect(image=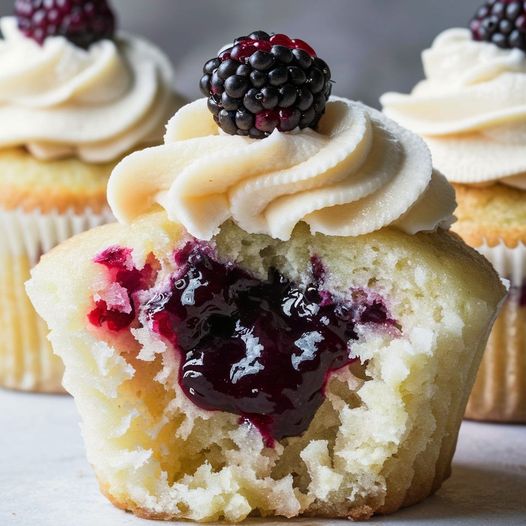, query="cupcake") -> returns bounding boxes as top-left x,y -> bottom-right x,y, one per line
0,0 -> 182,392
27,32 -> 505,521
381,0 -> 526,423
